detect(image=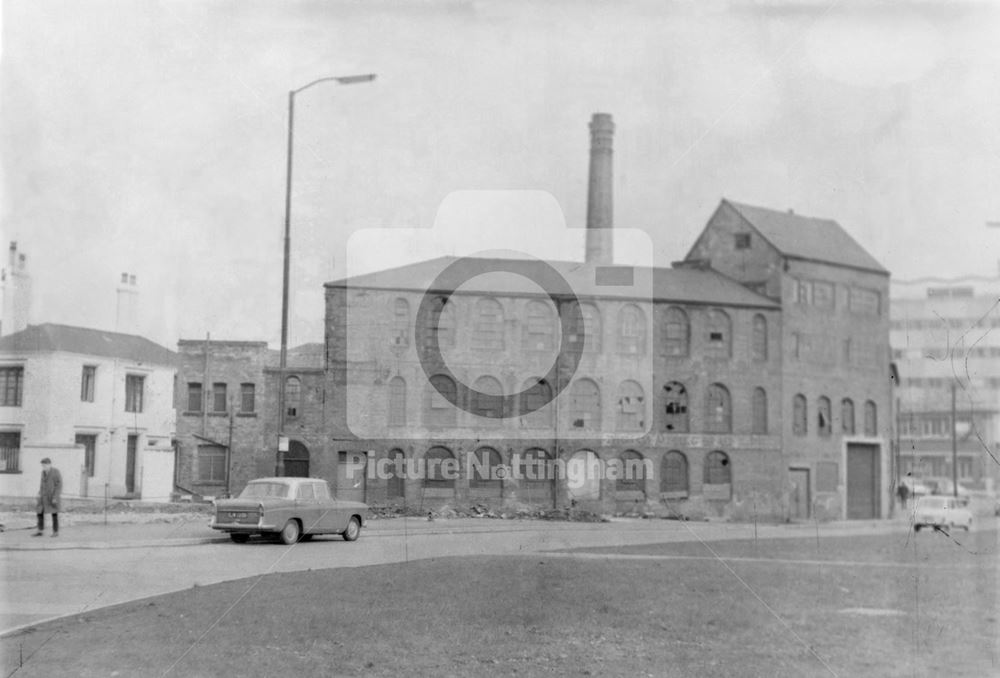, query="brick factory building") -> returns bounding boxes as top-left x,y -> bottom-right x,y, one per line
174,114 -> 892,521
